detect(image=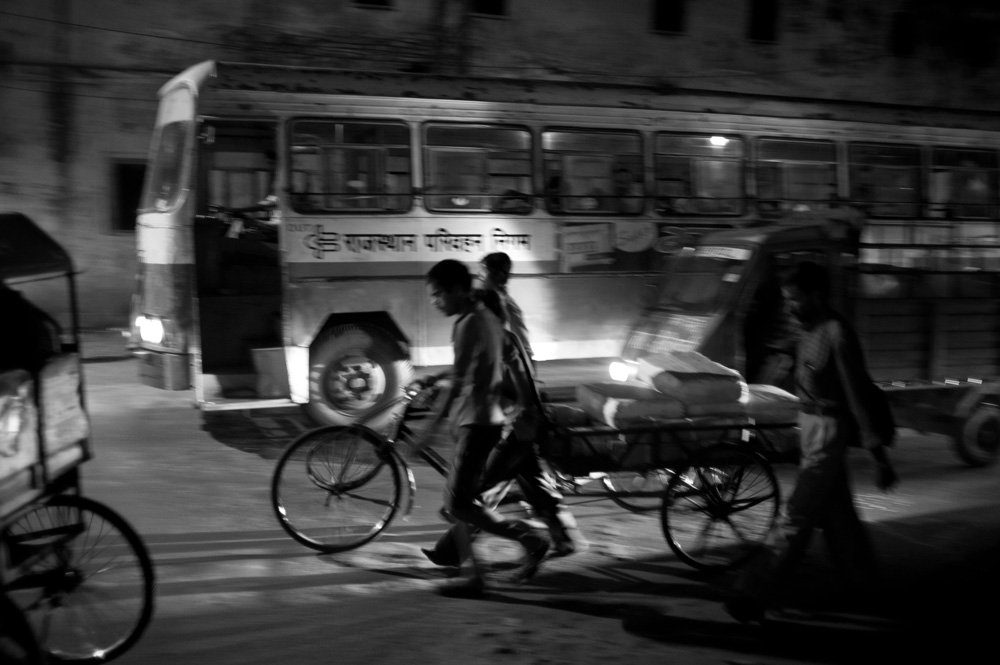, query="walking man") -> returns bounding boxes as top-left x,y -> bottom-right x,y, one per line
422,254 -> 584,569
726,260 -> 898,623
425,259 -> 550,597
